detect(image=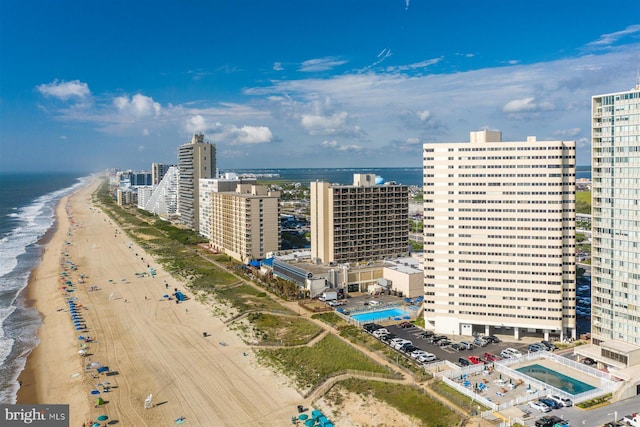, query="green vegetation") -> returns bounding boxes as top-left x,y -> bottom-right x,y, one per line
257,334 -> 393,389
431,380 -> 489,415
246,312 -> 322,345
576,393 -> 612,408
576,190 -> 591,215
311,312 -> 348,328
332,378 -> 463,427
409,240 -> 423,252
